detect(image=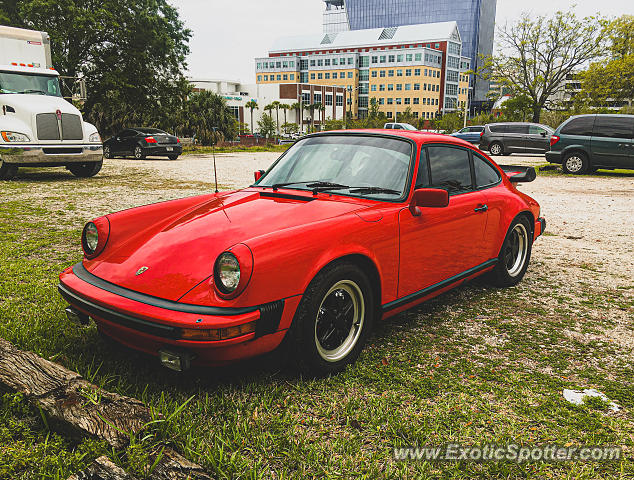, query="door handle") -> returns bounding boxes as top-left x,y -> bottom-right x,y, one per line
474,204 -> 488,212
